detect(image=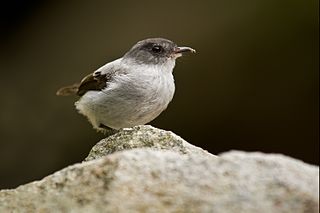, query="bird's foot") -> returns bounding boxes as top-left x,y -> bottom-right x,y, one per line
98,124 -> 120,136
